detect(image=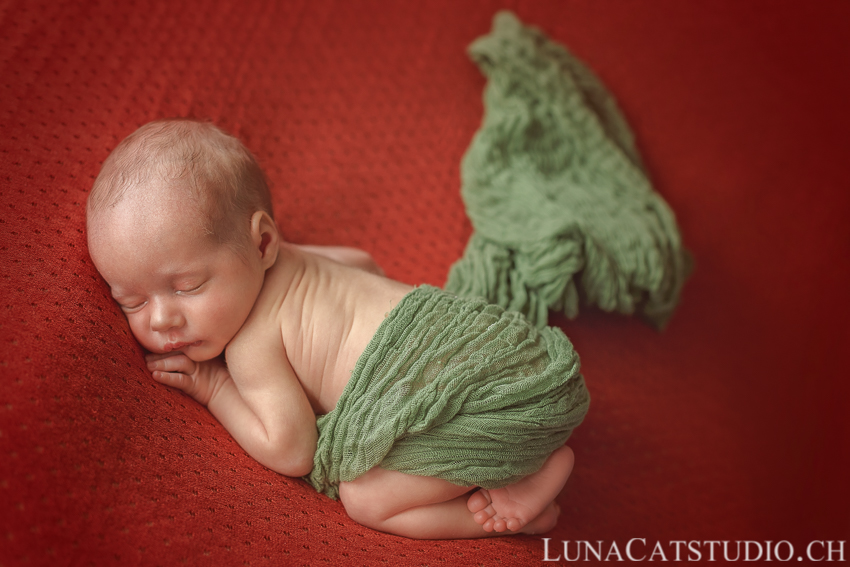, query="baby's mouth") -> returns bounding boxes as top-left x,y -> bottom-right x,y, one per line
163,341 -> 202,352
